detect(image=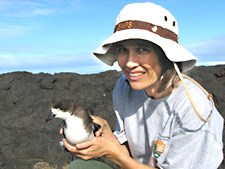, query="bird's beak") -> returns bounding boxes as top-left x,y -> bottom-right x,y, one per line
45,112 -> 56,122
